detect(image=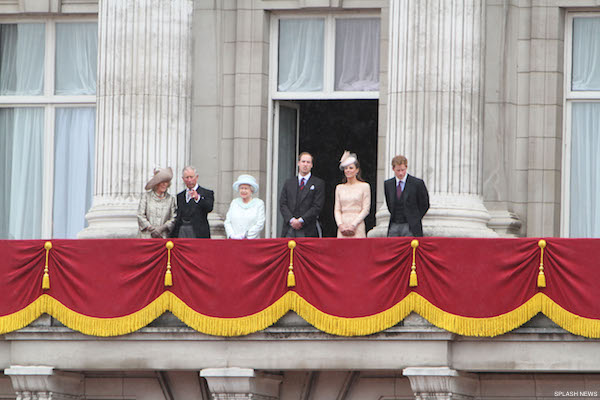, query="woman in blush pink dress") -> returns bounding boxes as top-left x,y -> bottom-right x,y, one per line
334,151 -> 371,238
